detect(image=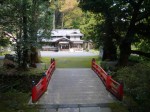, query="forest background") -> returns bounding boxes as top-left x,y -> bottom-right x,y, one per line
0,0 -> 150,112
